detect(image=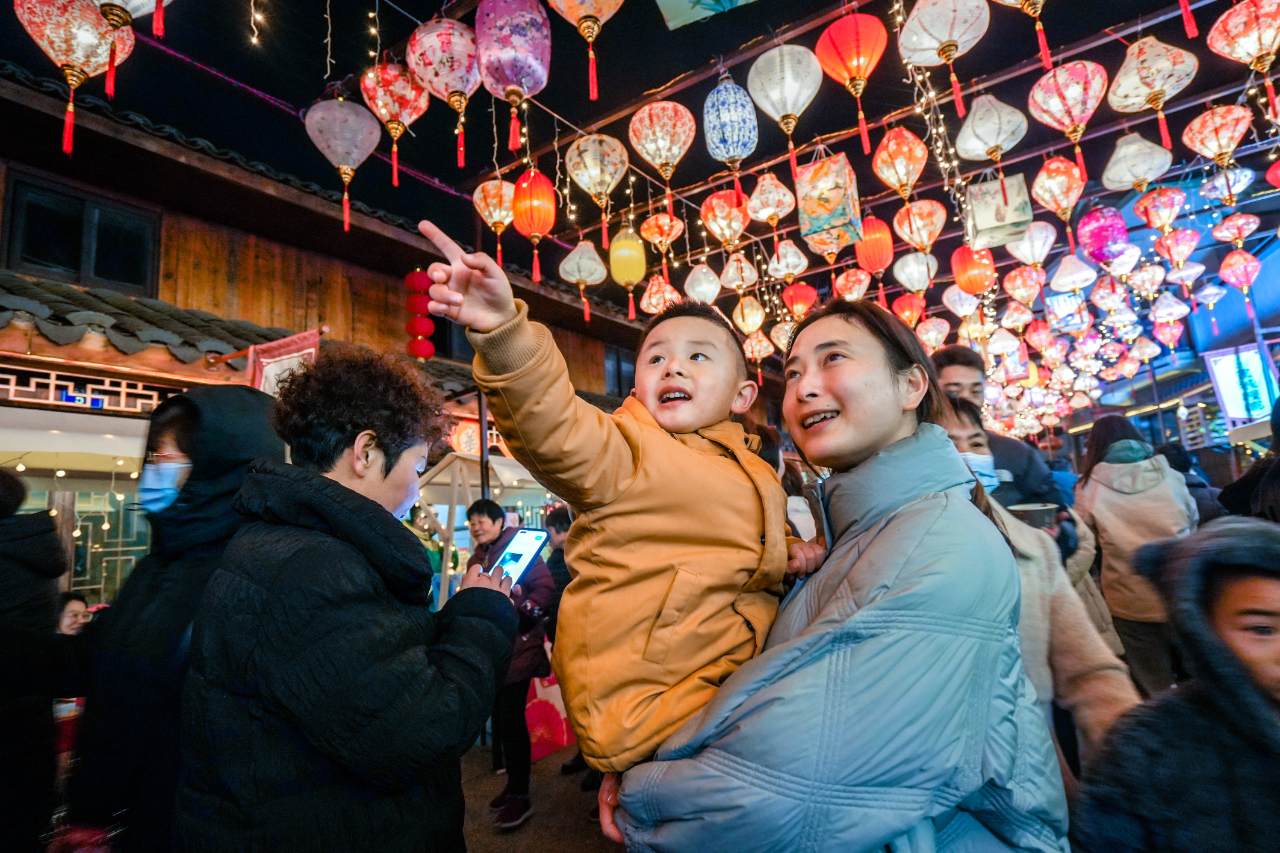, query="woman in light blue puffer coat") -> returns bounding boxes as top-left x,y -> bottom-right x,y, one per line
609,300 -> 1070,853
